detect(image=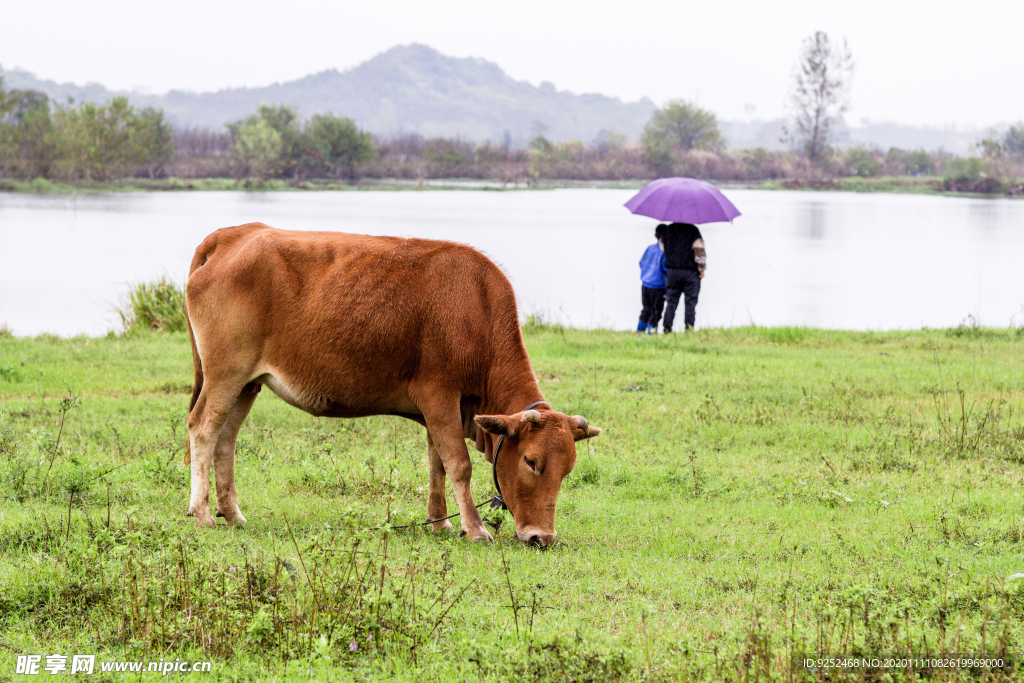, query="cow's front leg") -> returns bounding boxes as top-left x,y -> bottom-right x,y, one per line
426,432 -> 453,531
213,385 -> 259,525
421,408 -> 492,542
